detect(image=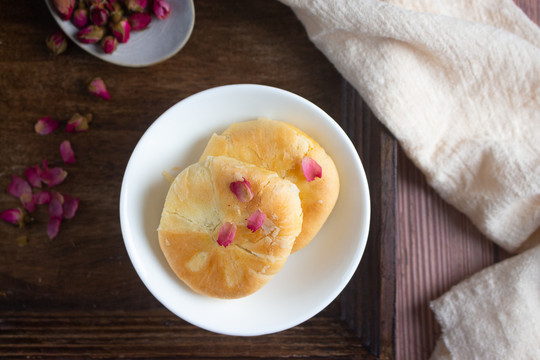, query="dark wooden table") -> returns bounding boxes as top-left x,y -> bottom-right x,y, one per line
0,1 -> 538,359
